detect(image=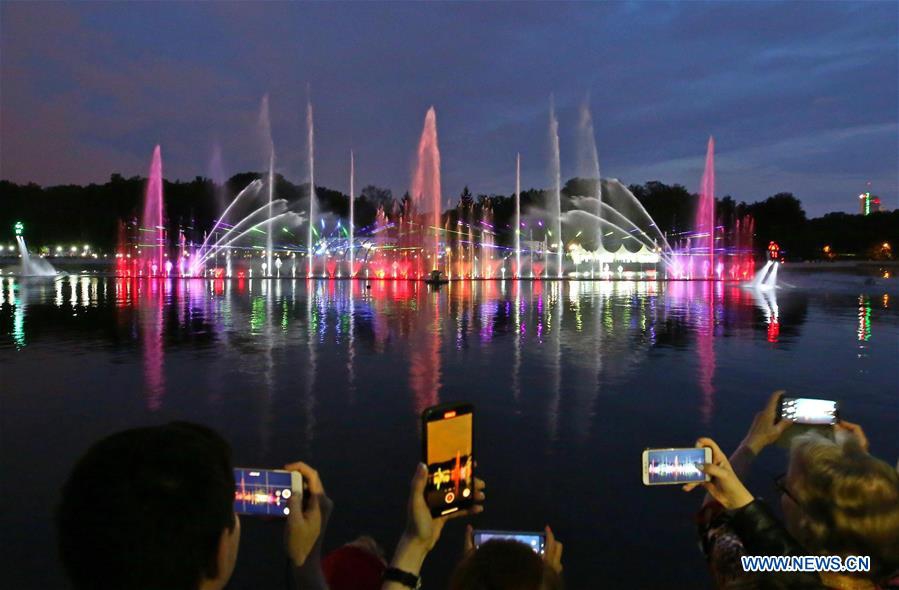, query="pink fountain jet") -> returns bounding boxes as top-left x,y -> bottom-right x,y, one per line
695,137 -> 716,279
141,145 -> 165,276
411,107 -> 442,273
